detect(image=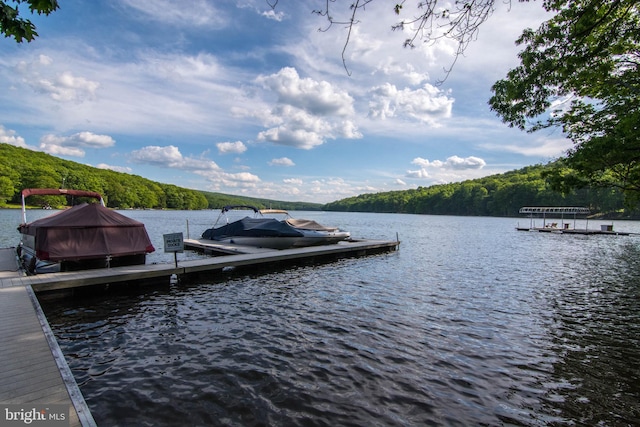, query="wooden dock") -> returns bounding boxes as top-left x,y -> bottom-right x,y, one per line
516,226 -> 632,235
0,239 -> 398,425
1,239 -> 399,292
0,264 -> 96,425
